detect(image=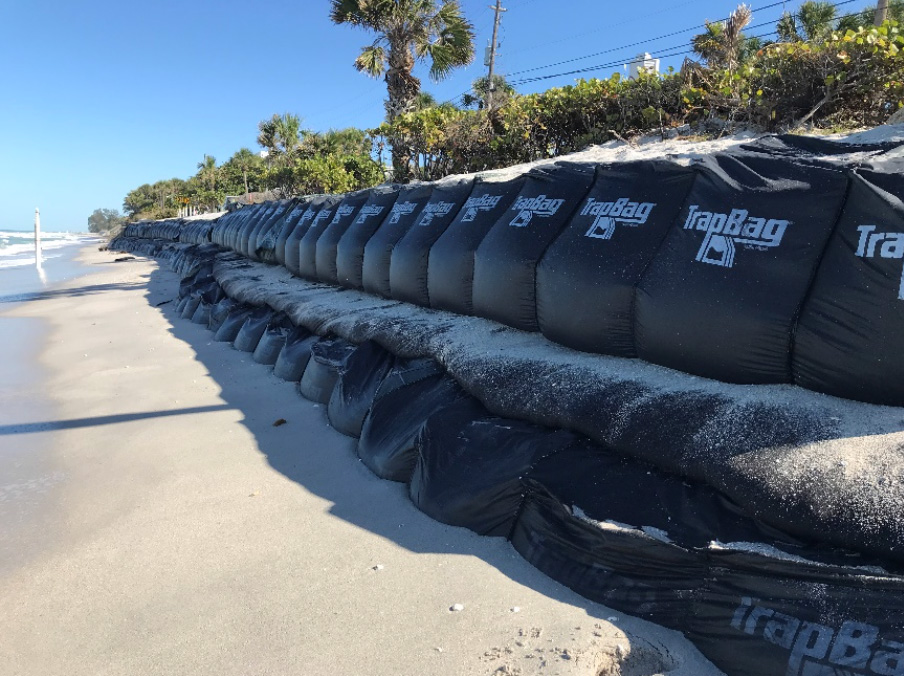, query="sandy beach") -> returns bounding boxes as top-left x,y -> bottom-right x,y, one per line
0,246 -> 721,676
